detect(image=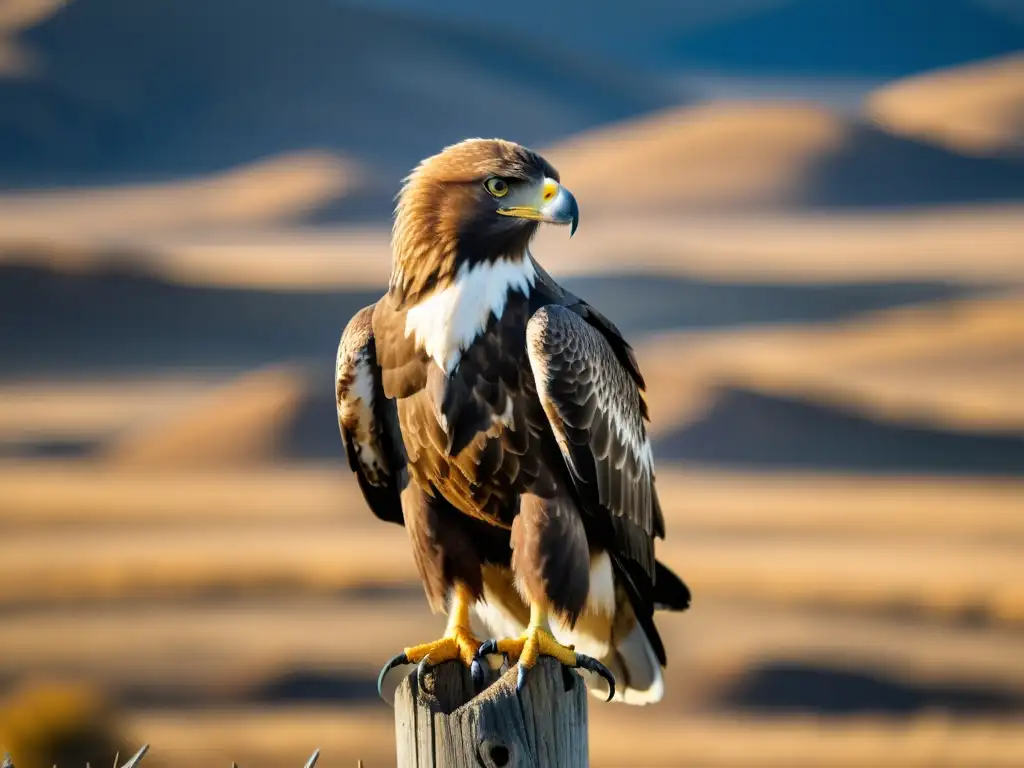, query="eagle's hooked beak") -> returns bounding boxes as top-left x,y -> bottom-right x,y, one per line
497,177 -> 580,237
